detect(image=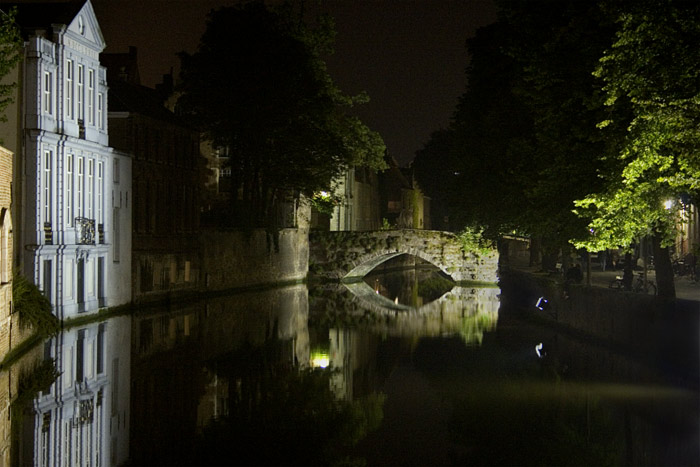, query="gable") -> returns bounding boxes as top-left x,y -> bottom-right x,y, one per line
64,0 -> 106,54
